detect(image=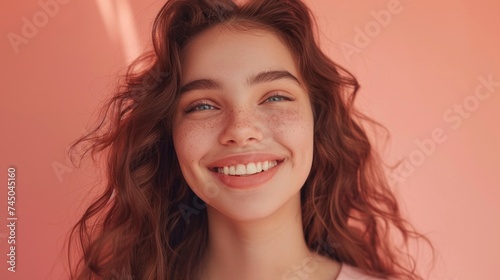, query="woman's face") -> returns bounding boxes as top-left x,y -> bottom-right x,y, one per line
172,26 -> 314,222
